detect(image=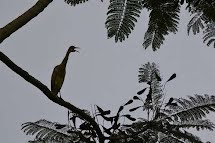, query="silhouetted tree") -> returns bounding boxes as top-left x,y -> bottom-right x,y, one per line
1,0 -> 215,50
1,1 -> 215,143
21,62 -> 215,143
105,0 -> 215,50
